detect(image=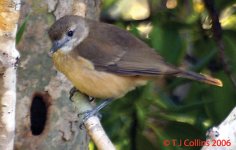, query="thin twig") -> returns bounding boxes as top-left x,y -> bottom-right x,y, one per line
203,0 -> 236,87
